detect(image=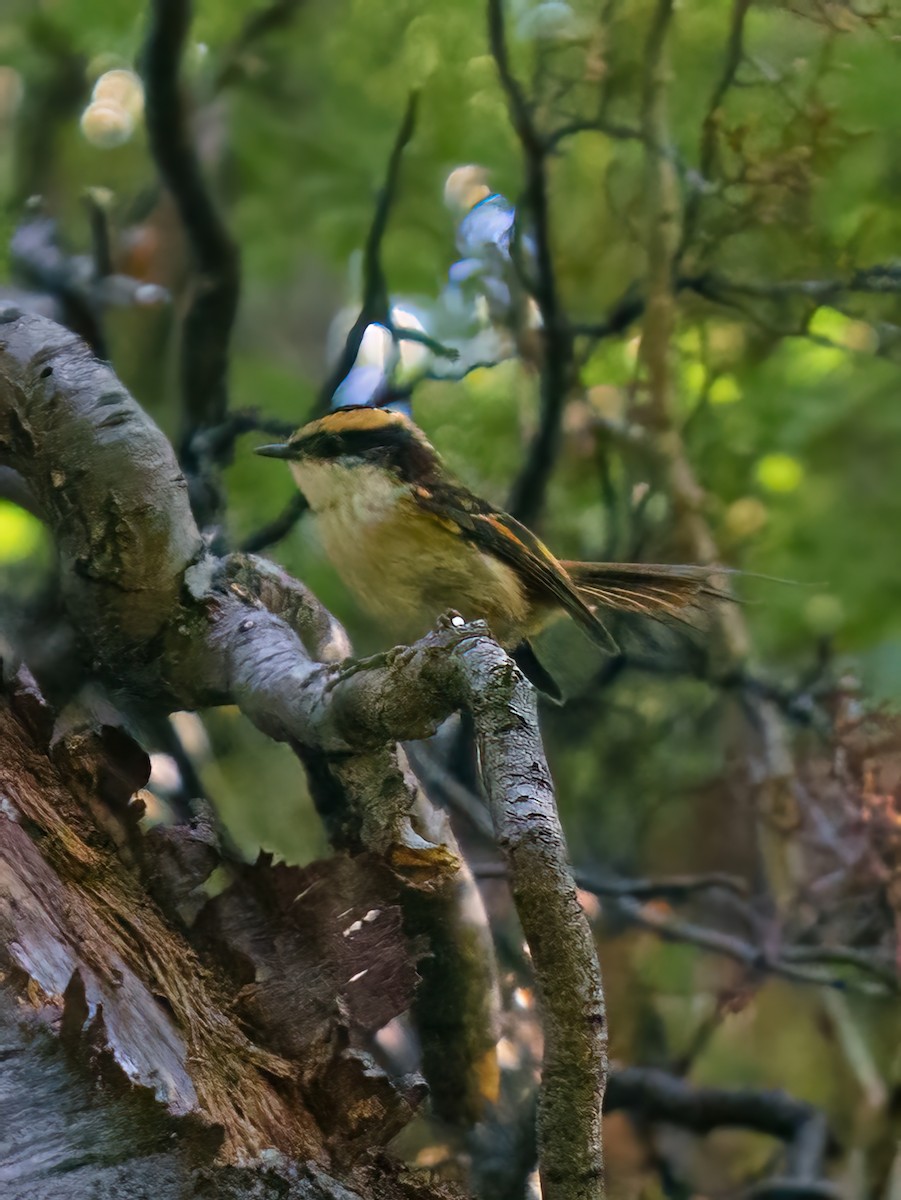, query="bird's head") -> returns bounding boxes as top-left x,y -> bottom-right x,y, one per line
255,404 -> 442,484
